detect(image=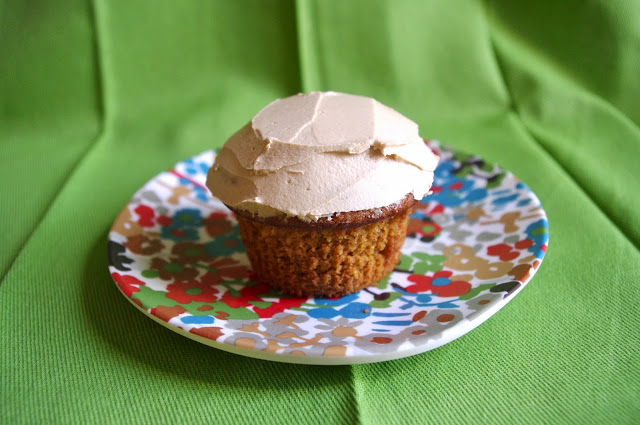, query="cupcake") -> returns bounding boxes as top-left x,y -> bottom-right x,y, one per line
206,92 -> 439,297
